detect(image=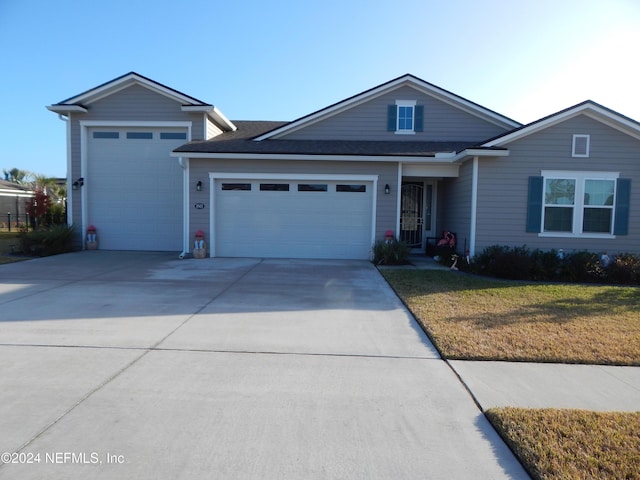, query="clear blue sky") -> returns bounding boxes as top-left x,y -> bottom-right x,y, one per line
1,0 -> 639,178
